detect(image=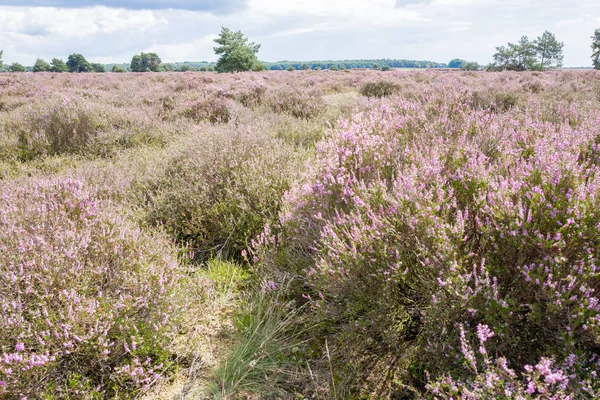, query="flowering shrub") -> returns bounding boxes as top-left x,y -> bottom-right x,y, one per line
147,125 -> 305,261
14,97 -> 101,157
267,86 -> 324,119
234,81 -> 268,108
427,324 -> 600,399
181,94 -> 231,124
0,179 -> 183,397
255,72 -> 600,396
